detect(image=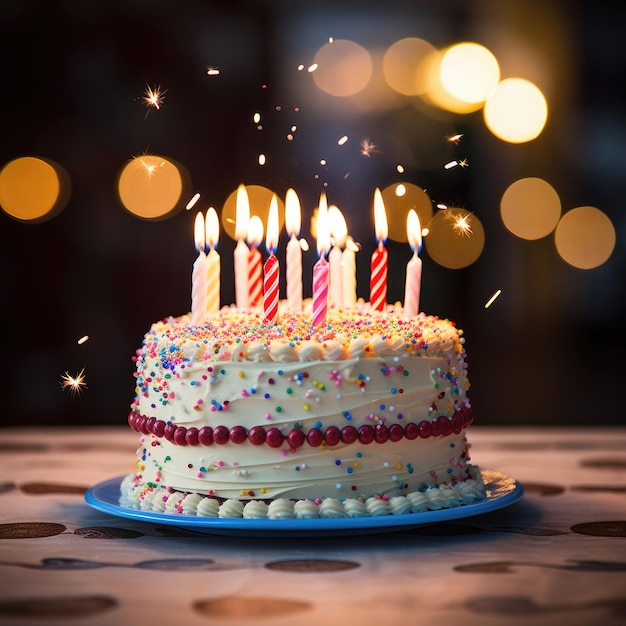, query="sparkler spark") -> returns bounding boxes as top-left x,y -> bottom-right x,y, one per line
447,133 -> 464,144
207,67 -> 220,76
485,289 -> 502,308
60,368 -> 87,396
360,138 -> 380,157
452,213 -> 473,237
77,335 -> 89,345
143,84 -> 165,111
